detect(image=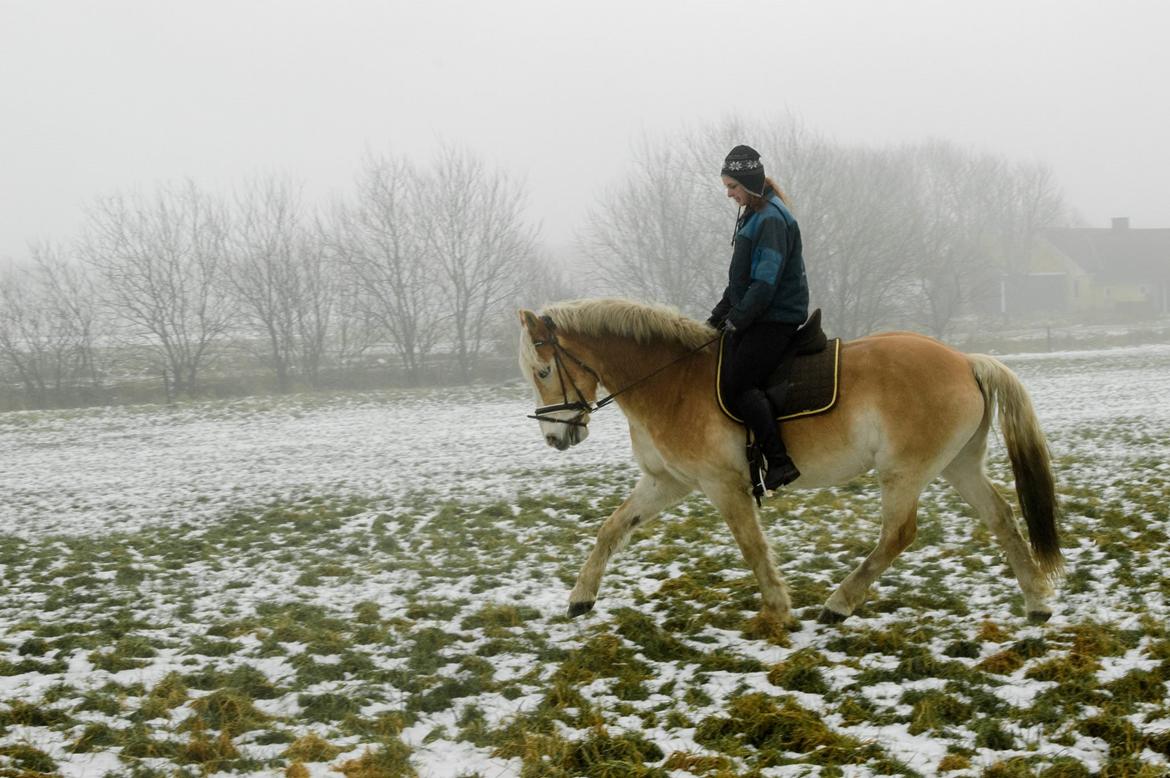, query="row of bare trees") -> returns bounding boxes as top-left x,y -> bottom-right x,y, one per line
0,147 -> 547,407
1,119 -> 1071,409
581,117 -> 1068,338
